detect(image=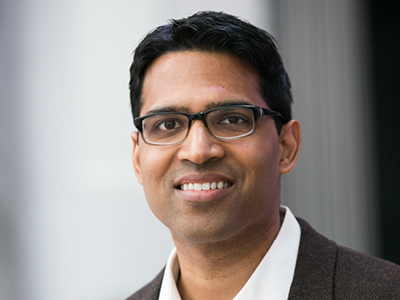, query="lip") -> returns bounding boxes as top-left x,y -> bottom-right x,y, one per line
174,173 -> 234,202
